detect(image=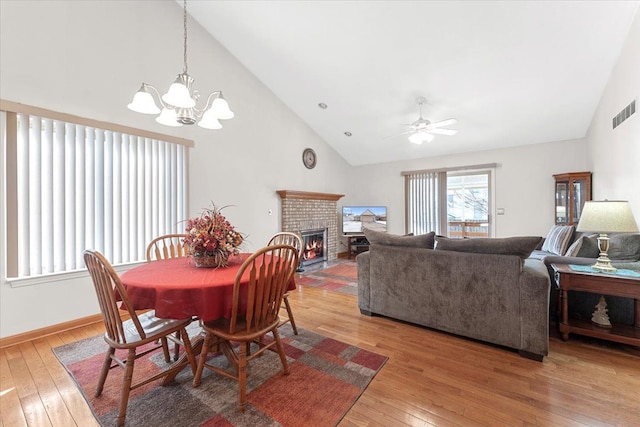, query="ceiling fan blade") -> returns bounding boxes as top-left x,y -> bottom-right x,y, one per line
428,128 -> 458,136
429,118 -> 457,128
